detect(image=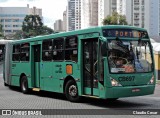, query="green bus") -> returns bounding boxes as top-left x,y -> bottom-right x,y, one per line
3,25 -> 155,102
